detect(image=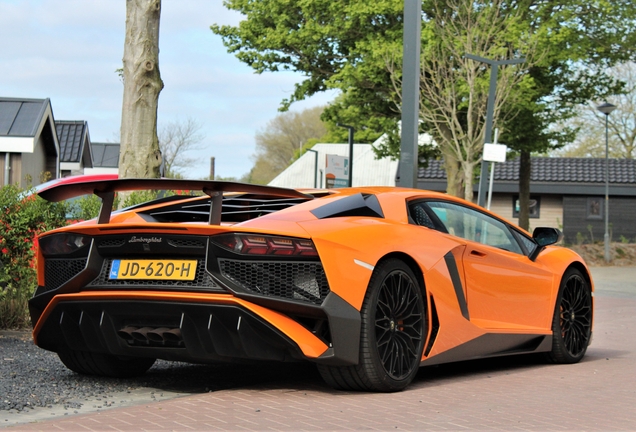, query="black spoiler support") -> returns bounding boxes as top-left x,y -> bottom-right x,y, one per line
37,179 -> 313,225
